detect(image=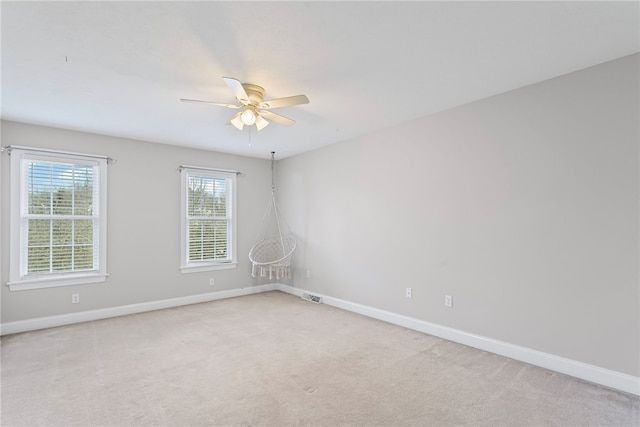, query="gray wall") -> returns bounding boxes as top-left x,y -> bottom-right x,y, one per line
276,54 -> 640,377
1,121 -> 271,321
